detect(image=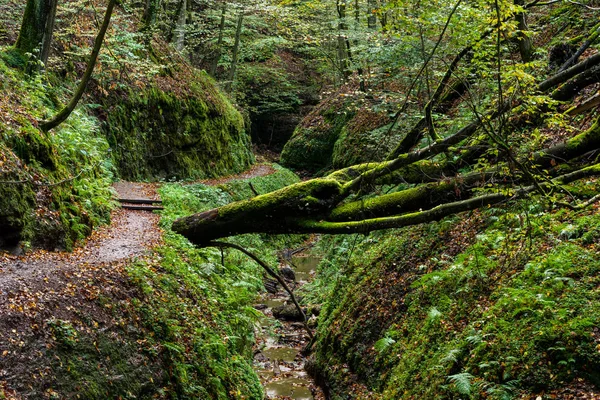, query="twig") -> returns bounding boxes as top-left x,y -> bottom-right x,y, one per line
555,193 -> 600,210
567,0 -> 600,9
